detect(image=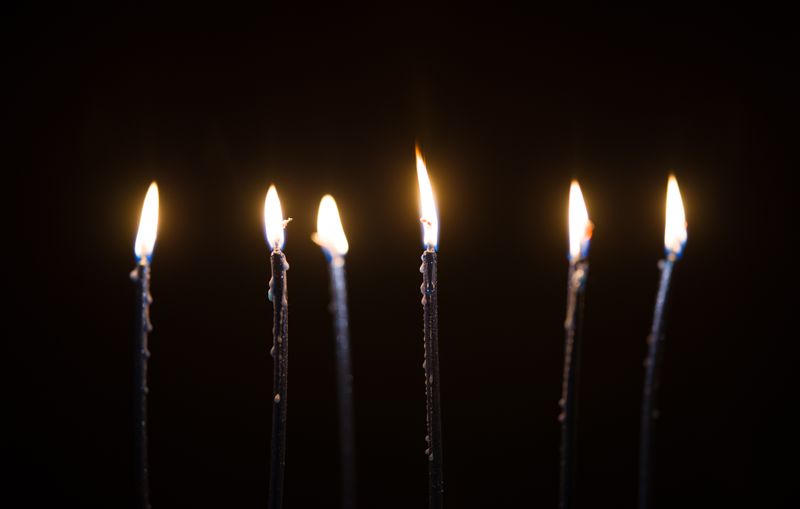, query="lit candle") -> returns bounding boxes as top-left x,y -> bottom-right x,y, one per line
312,195 -> 356,509
416,147 -> 443,509
638,175 -> 687,509
559,181 -> 592,509
130,181 -> 159,509
264,185 -> 291,509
